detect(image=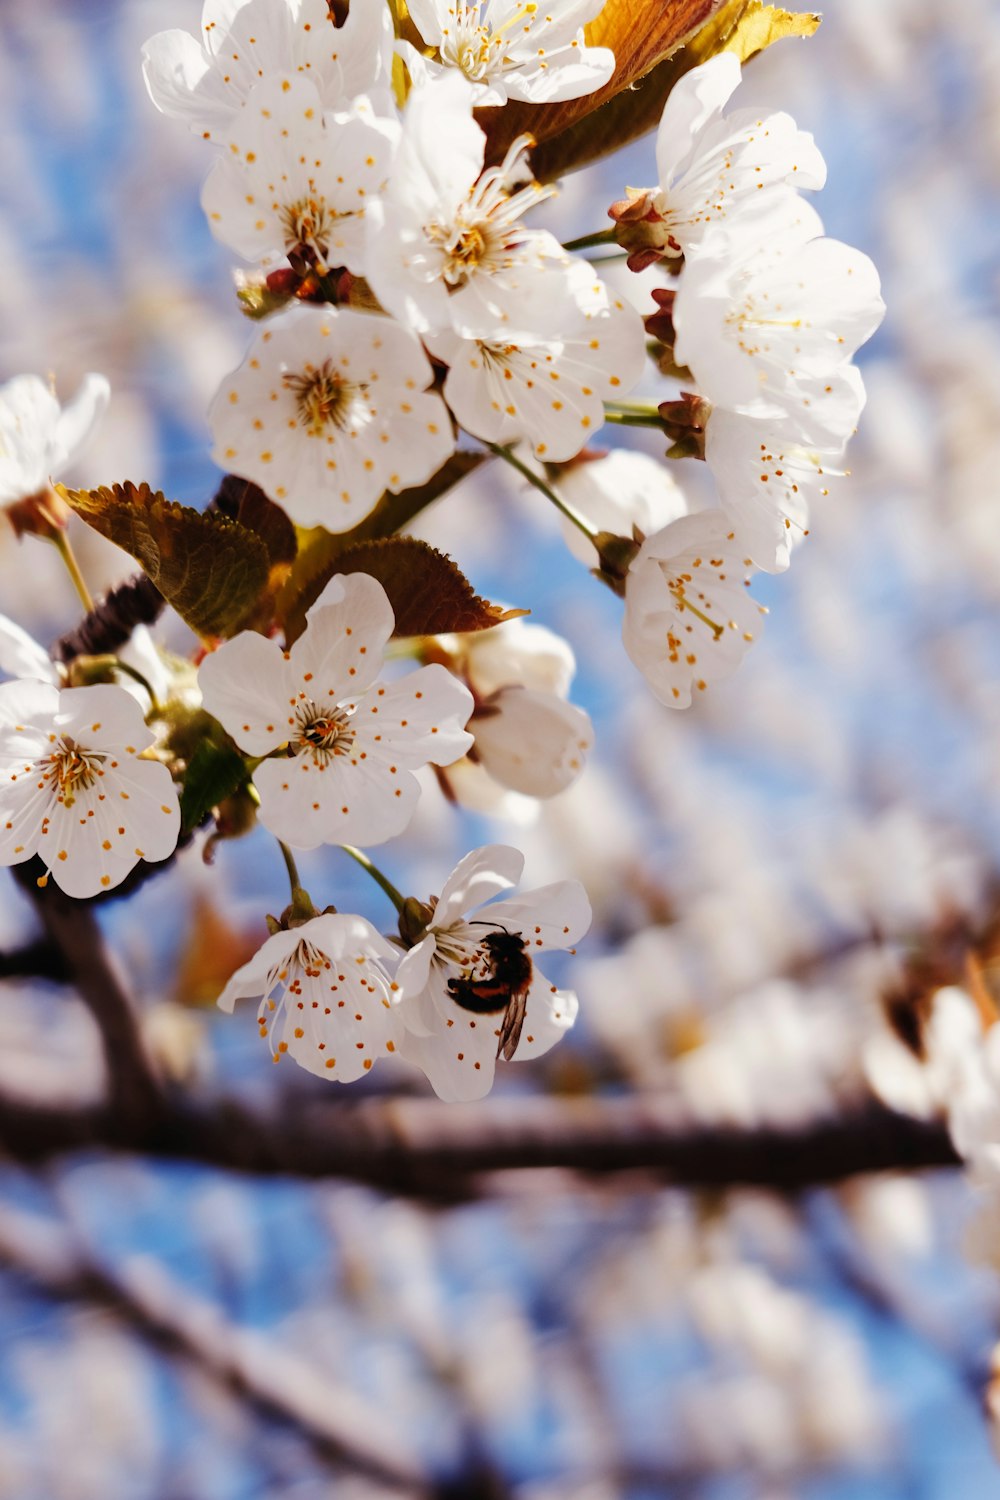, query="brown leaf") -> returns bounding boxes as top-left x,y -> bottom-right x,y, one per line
284,536 -> 525,645
480,0 -> 724,167
56,481 -> 272,640
275,451 -> 486,641
490,0 -> 819,182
